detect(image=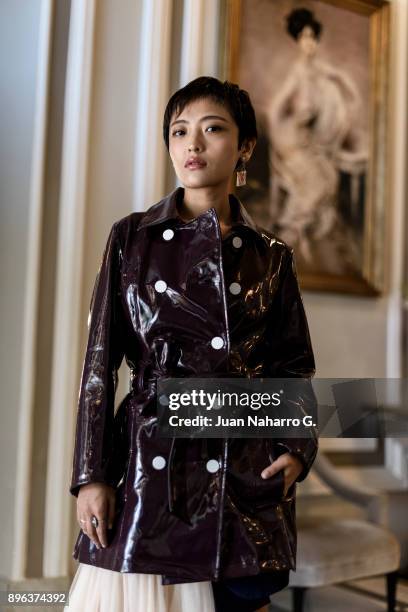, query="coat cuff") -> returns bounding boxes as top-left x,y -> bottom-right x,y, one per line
69,471 -> 119,498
